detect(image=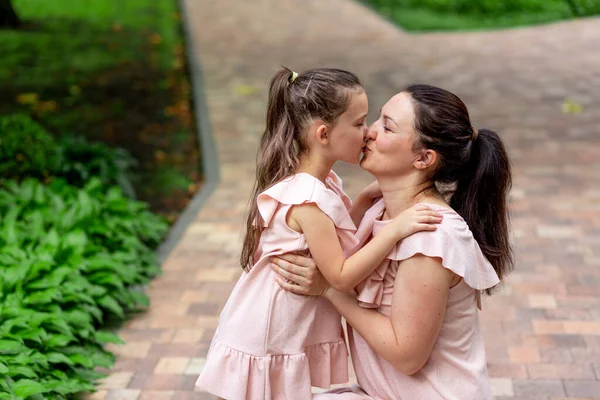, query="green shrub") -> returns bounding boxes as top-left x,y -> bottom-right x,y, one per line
0,178 -> 168,399
56,136 -> 138,199
0,115 -> 136,197
0,114 -> 61,181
